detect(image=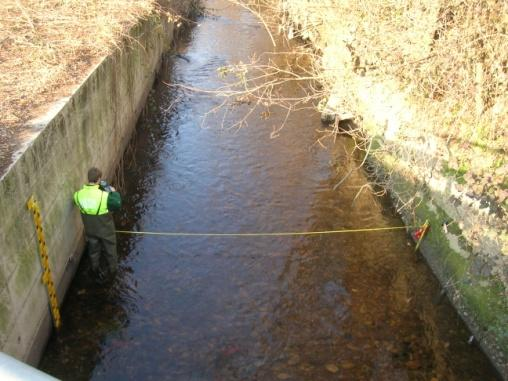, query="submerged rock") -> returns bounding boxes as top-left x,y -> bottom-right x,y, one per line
325,363 -> 339,373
